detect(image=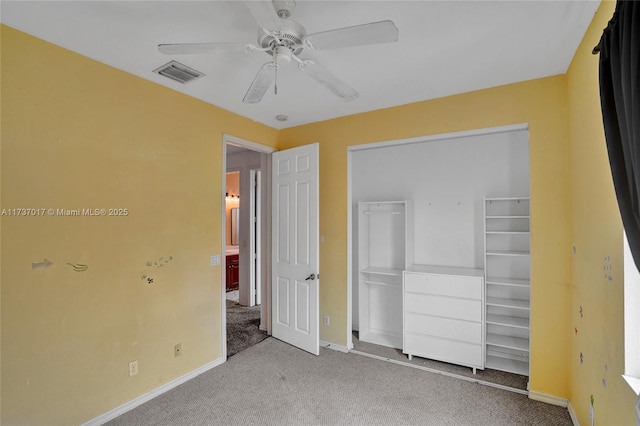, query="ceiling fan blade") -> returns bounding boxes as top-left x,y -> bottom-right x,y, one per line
299,60 -> 358,102
245,1 -> 282,33
158,42 -> 255,55
243,62 -> 276,104
305,20 -> 398,50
